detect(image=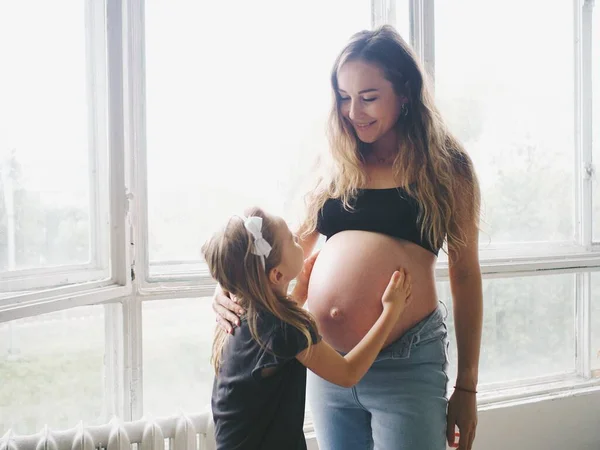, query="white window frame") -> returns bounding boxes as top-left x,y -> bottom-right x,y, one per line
1,0 -> 599,428
0,0 -> 134,426
0,0 -> 132,311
